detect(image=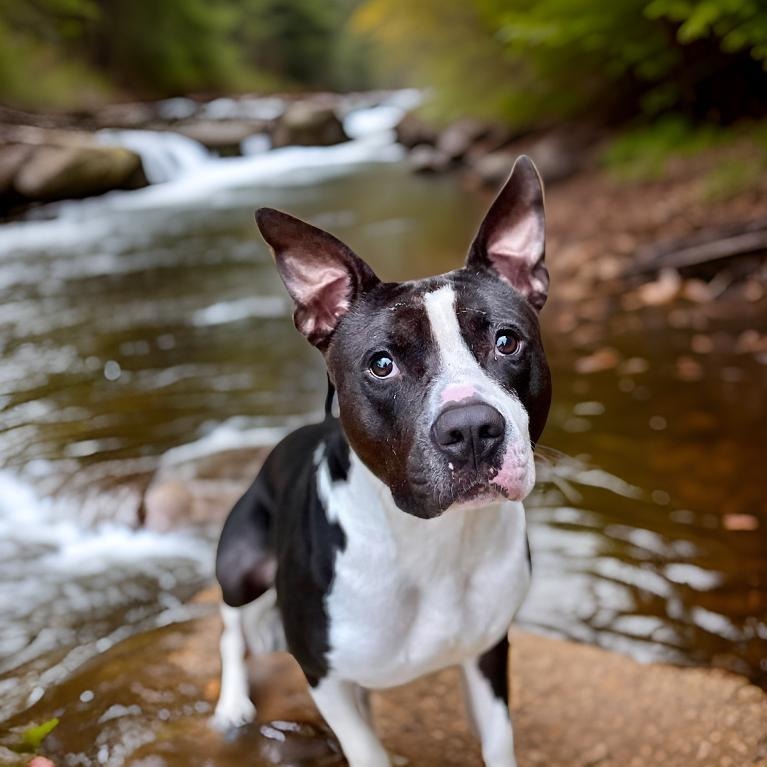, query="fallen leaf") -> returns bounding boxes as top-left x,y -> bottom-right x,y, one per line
636,268 -> 682,306
723,514 -> 759,531
575,348 -> 620,374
